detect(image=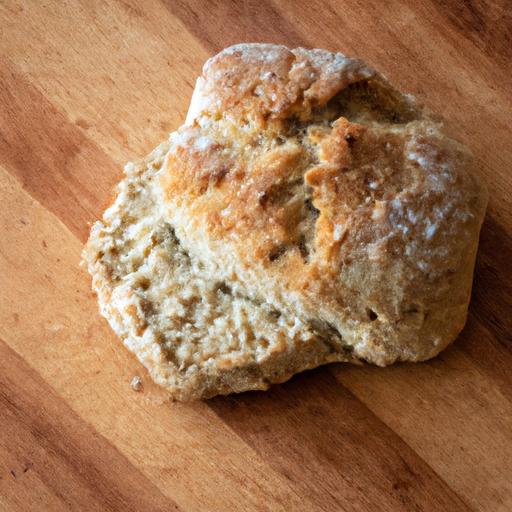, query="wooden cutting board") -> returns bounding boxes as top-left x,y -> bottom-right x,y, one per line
1,1 -> 511,510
